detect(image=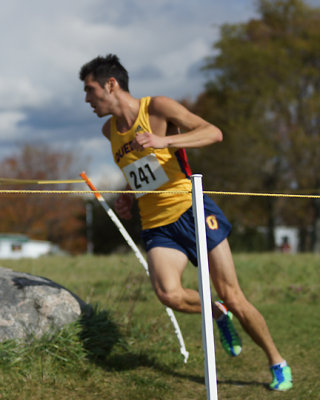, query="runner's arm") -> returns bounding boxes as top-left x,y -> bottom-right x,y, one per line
135,96 -> 222,149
